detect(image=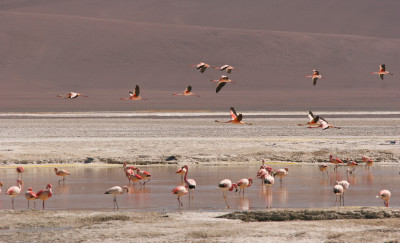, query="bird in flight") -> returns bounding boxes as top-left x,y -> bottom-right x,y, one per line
213,65 -> 238,74
215,107 -> 252,125
370,64 -> 393,80
210,76 -> 236,93
305,69 -> 325,86
192,62 -> 211,73
57,92 -> 88,99
173,86 -> 200,97
298,111 -> 322,127
120,85 -> 146,100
